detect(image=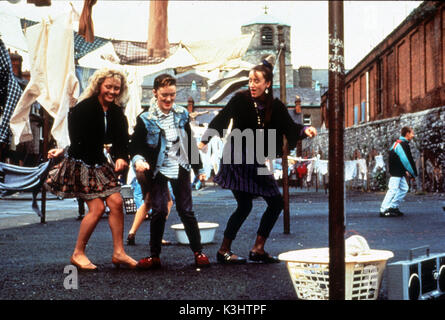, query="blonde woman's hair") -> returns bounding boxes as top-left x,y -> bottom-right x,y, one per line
78,68 -> 129,106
